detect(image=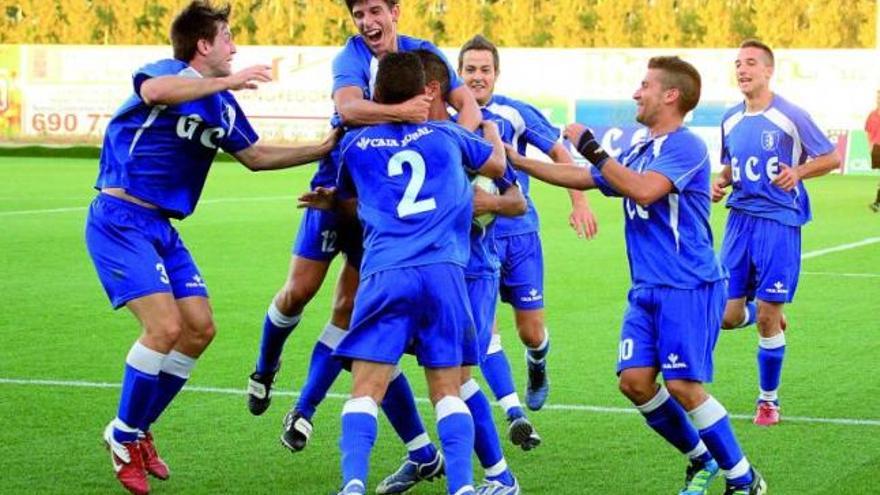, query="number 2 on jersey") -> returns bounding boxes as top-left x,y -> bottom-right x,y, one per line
388,150 -> 436,218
